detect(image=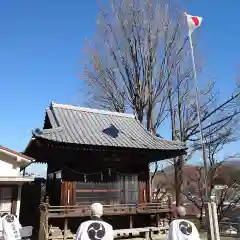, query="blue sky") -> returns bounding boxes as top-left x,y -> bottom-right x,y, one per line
0,1 -> 239,175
